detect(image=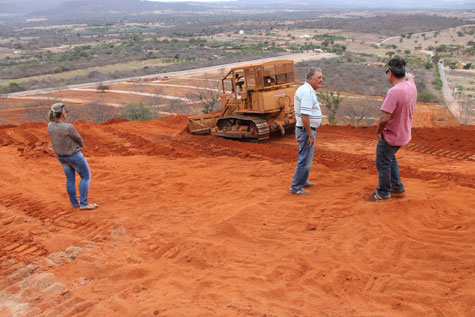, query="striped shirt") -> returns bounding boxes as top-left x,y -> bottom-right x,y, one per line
294,82 -> 322,128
